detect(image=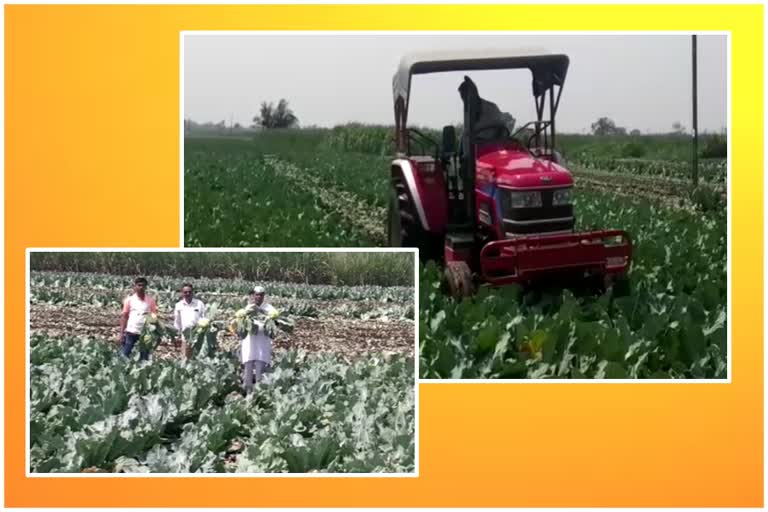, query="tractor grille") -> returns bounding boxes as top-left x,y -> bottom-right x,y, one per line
499,188 -> 575,236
